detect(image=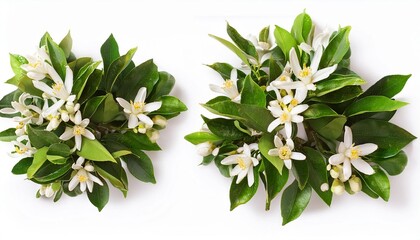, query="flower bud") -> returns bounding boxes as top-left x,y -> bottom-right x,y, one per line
331,179 -> 345,195
349,175 -> 362,193
153,115 -> 167,128
258,41 -> 271,51
65,102 -> 75,113
147,129 -> 160,143
320,183 -> 329,192
61,110 -> 70,122
196,141 -> 214,157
